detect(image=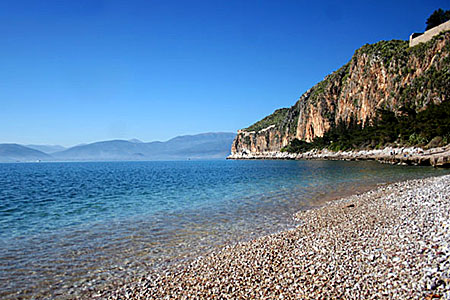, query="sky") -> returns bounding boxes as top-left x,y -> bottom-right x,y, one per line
1,0 -> 449,147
